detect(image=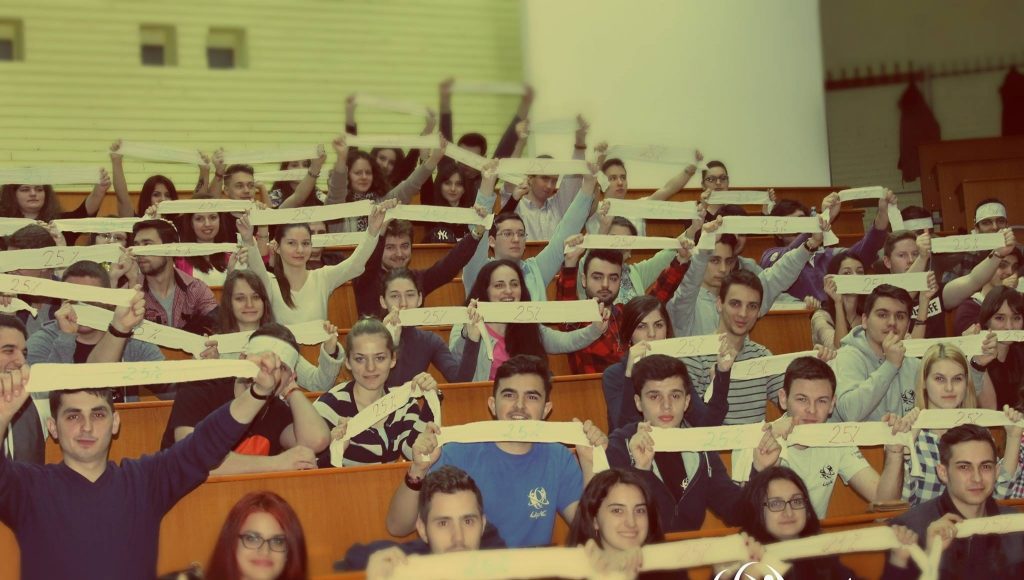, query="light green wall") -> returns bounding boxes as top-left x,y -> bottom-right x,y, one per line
0,0 -> 523,188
